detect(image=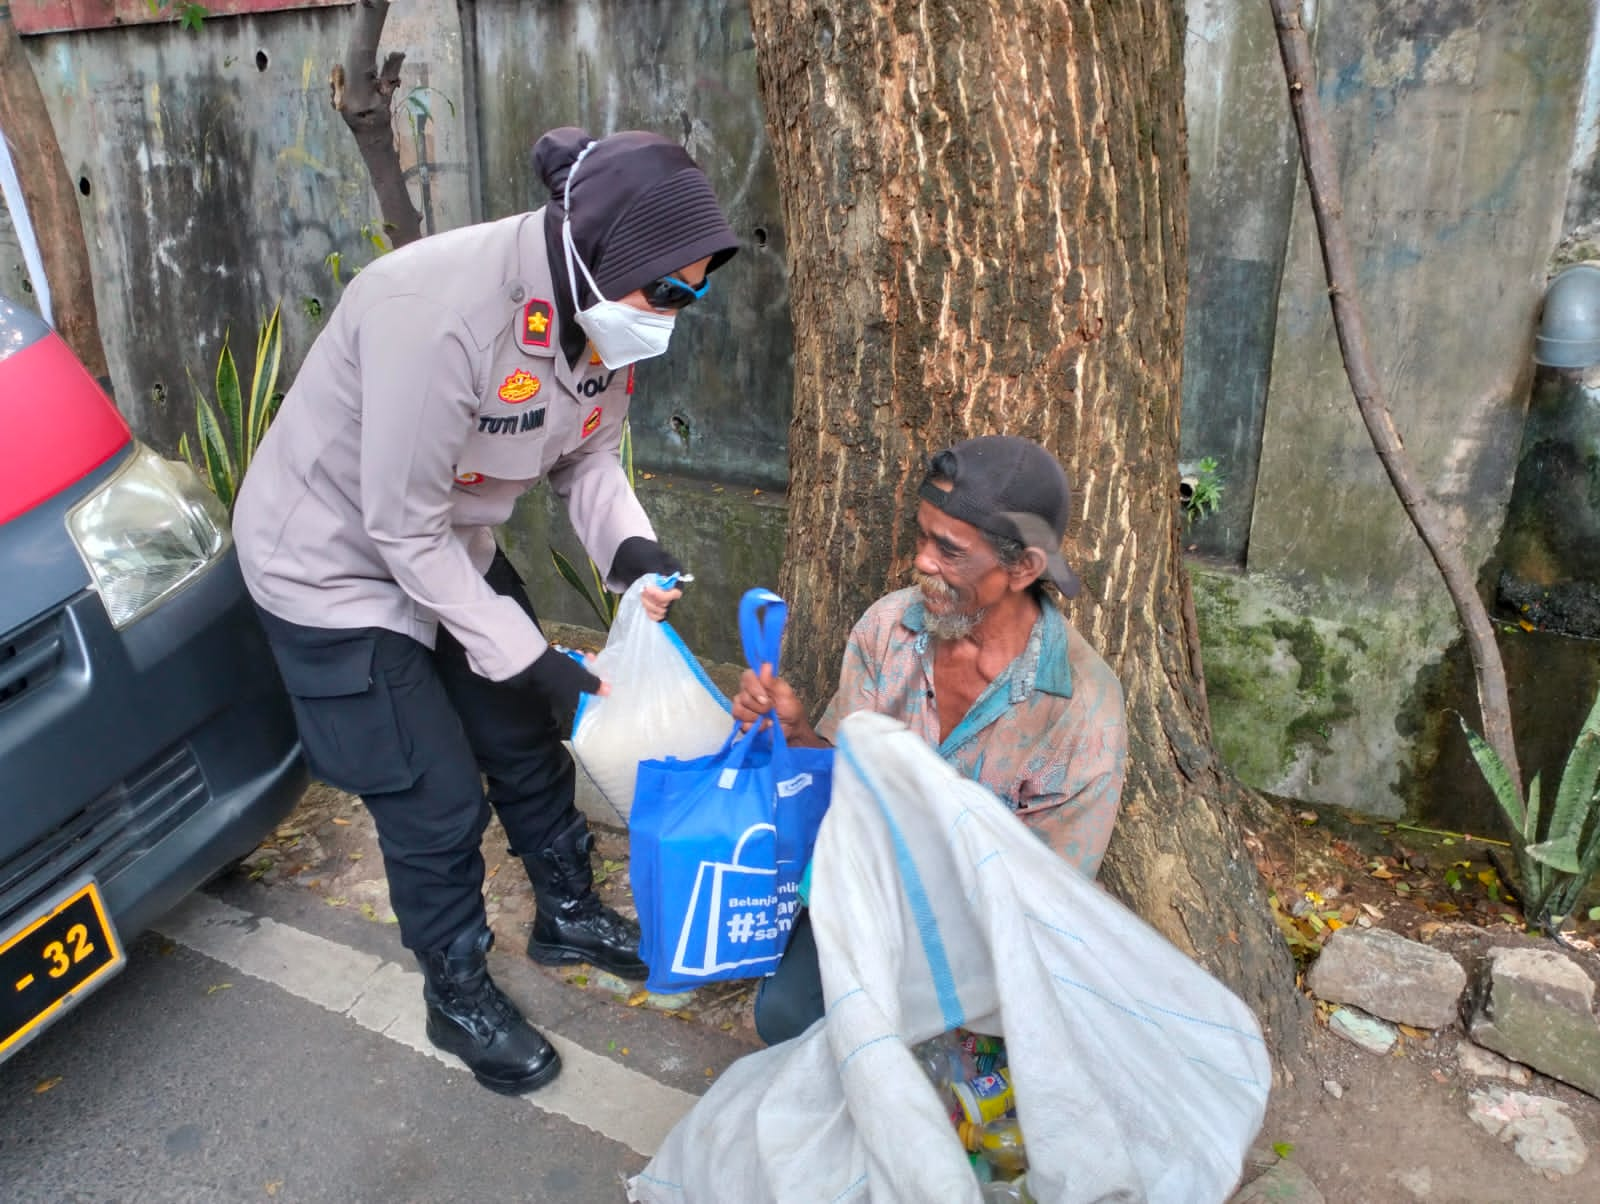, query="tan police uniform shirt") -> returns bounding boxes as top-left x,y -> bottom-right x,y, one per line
233,209 -> 652,682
